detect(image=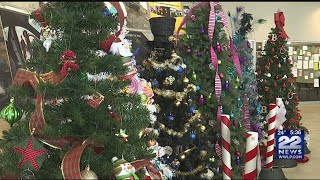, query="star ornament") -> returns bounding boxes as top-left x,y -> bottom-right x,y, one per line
115,129 -> 129,143
12,136 -> 47,171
